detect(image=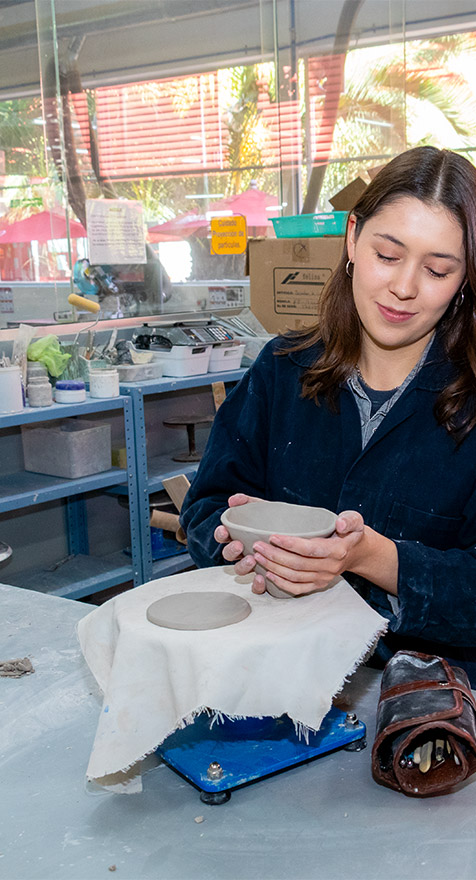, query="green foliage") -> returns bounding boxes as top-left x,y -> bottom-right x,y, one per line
4,33 -> 476,221
0,97 -> 46,177
314,33 -> 476,208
